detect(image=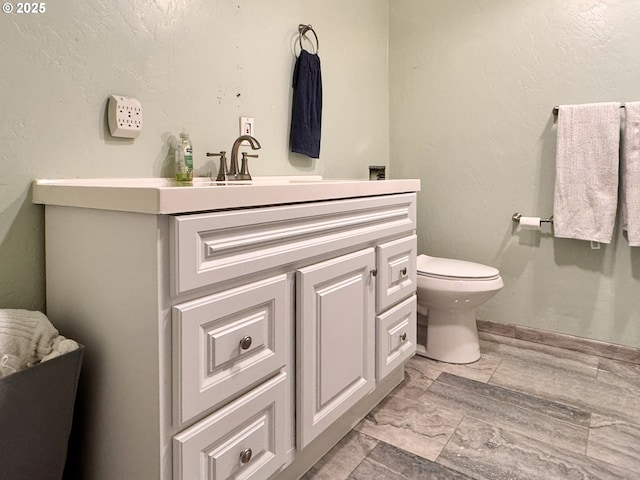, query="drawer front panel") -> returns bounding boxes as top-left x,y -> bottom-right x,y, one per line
376,235 -> 417,312
171,193 -> 416,294
376,295 -> 417,381
173,372 -> 287,480
209,311 -> 266,370
173,275 -> 290,424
